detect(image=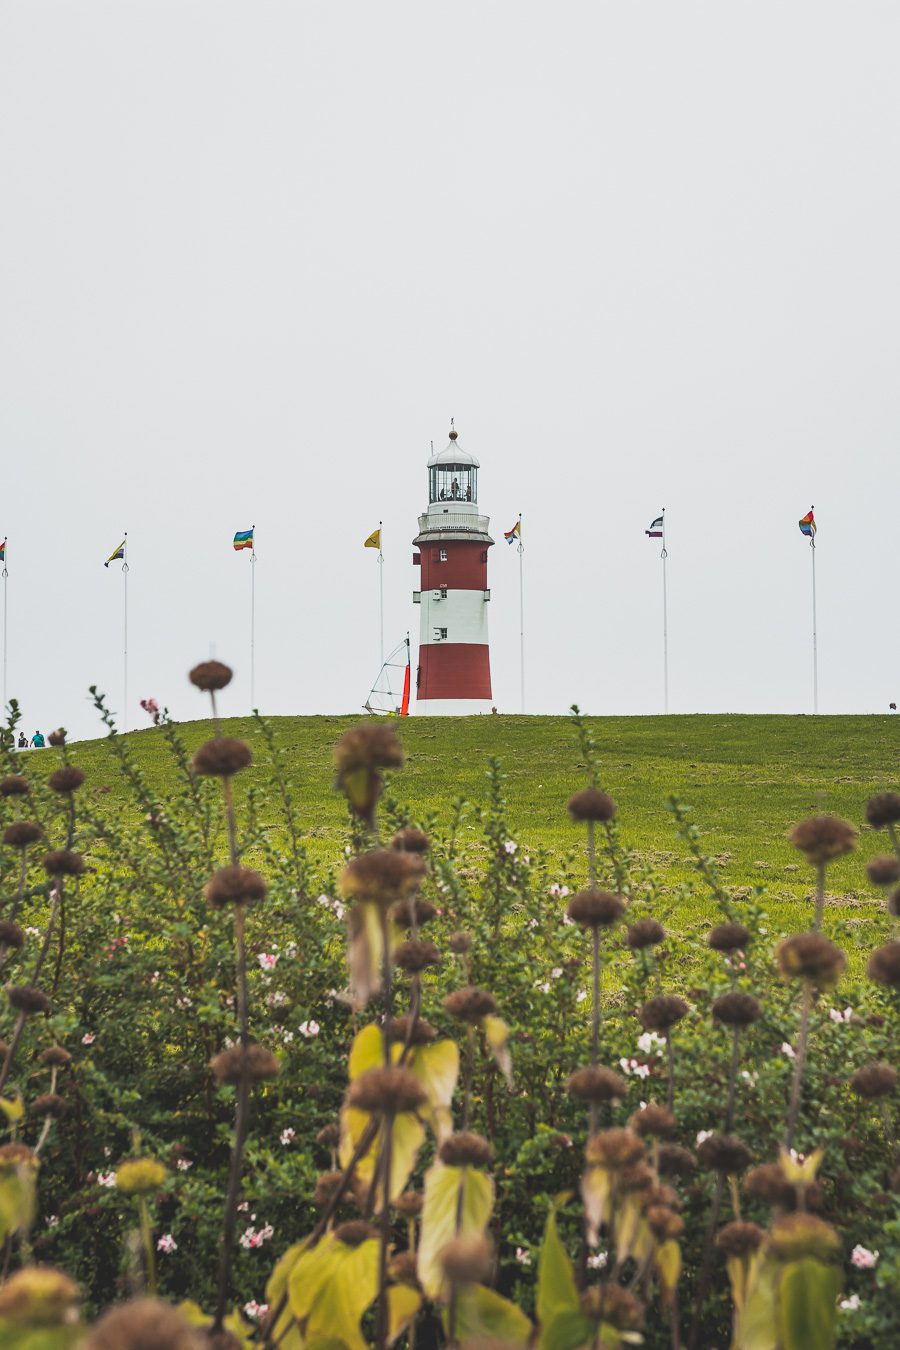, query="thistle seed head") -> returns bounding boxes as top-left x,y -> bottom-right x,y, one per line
567,788 -> 617,823
204,865 -> 267,909
439,1132 -> 493,1167
316,1123 -> 341,1149
697,1133 -> 752,1174
334,1220 -> 379,1247
744,1163 -> 801,1210
776,933 -> 846,988
566,1066 -> 627,1103
716,1221 -> 765,1257
389,897 -> 437,928
393,939 -> 441,974
658,1144 -> 697,1177
585,1128 -> 644,1170
40,1046 -> 72,1068
31,1093 -> 66,1119
394,1191 -> 423,1218
0,921 -> 25,949
389,1016 -> 437,1046
448,931 -> 473,954
192,737 -> 252,777
339,850 -> 426,909
0,1266 -> 79,1328
867,855 -> 900,887
708,922 -> 751,952
850,1062 -> 898,1099
580,1285 -> 644,1331
42,849 -> 84,877
868,941 -> 900,988
388,1252 -> 420,1287
443,986 -> 497,1023
7,985 -> 50,1015
84,1297 -> 196,1350
712,992 -> 762,1027
629,1104 -> 676,1138
619,1161 -> 654,1194
645,1205 -> 684,1240
391,827 -> 430,854
47,767 -> 85,794
189,660 -> 233,692
626,918 -> 666,949
566,889 -> 626,929
768,1212 -> 840,1262
47,730 -> 67,747
115,1158 -> 167,1195
439,1234 -> 493,1284
347,1066 -> 427,1115
641,1184 -> 681,1212
865,792 -> 900,828
210,1043 -> 279,1086
313,1171 -> 347,1209
0,775 -> 29,796
788,815 -> 856,864
335,725 -> 404,776
2,821 -> 42,848
639,994 -> 688,1032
